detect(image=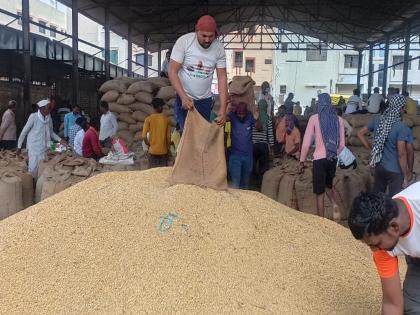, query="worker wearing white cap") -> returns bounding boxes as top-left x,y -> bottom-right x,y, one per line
17,99 -> 66,178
